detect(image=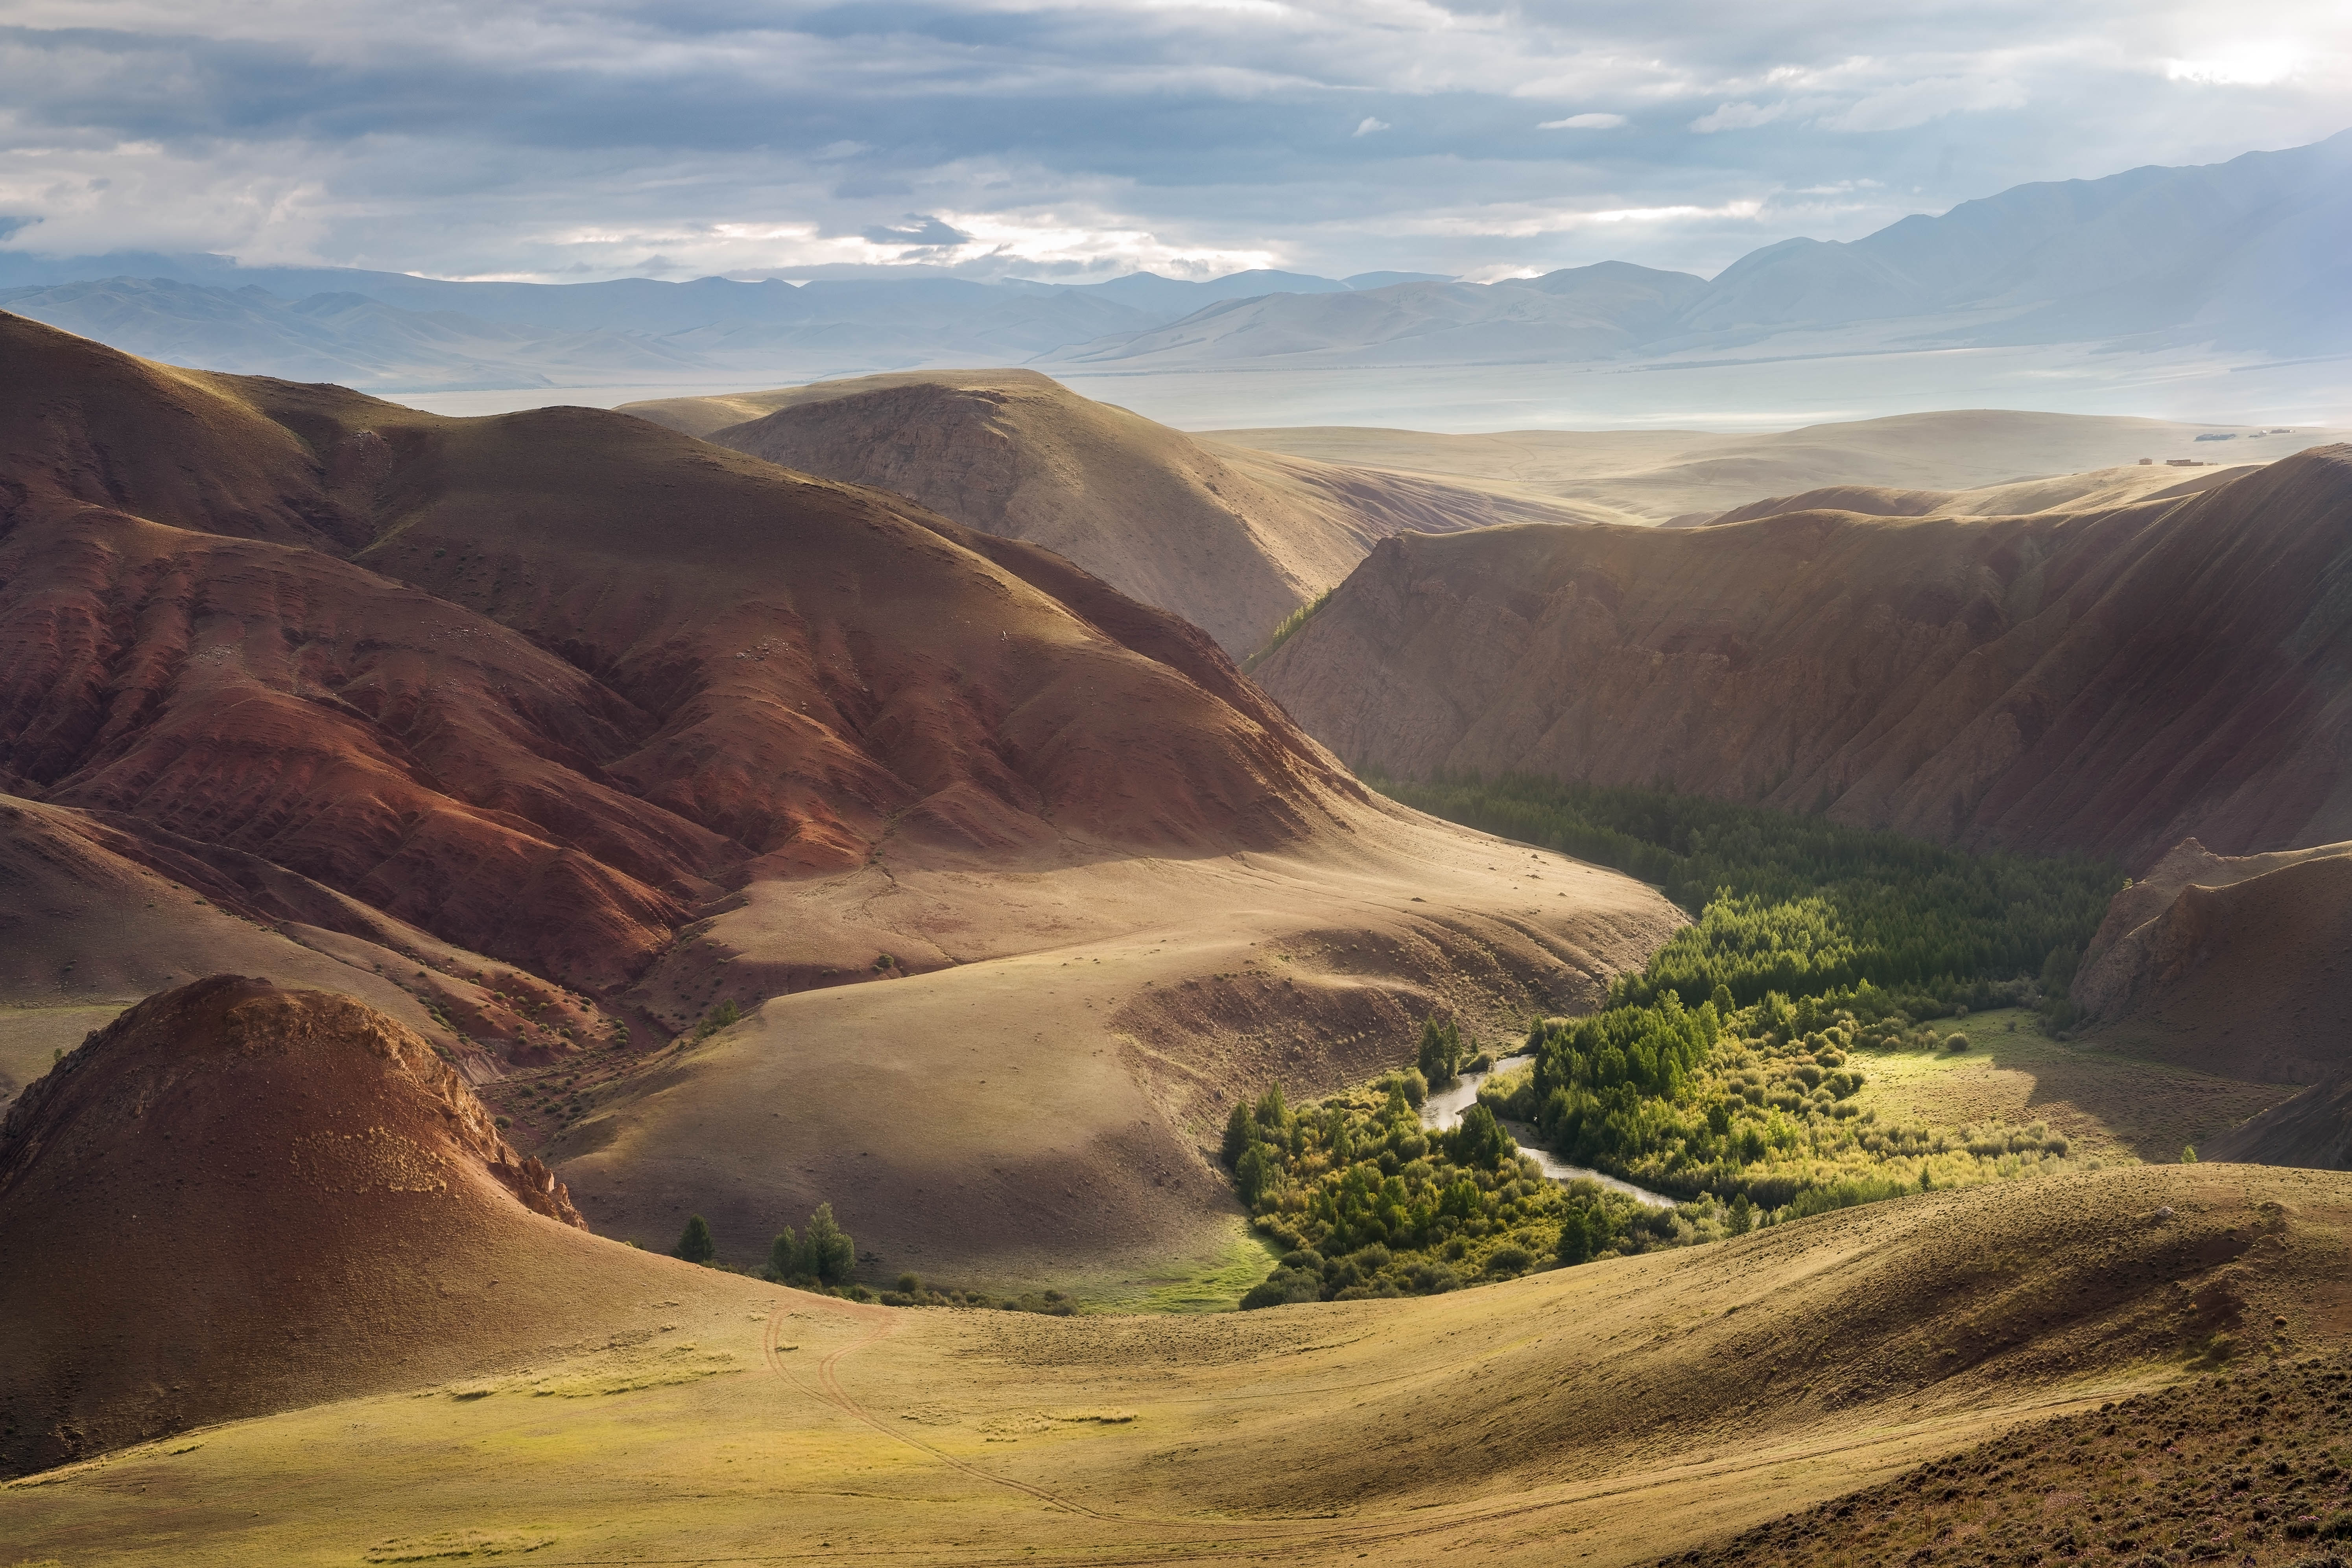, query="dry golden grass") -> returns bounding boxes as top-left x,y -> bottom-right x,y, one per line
1669,1349 -> 2352,1566
9,1163 -> 2351,1566
1858,1009 -> 2304,1164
